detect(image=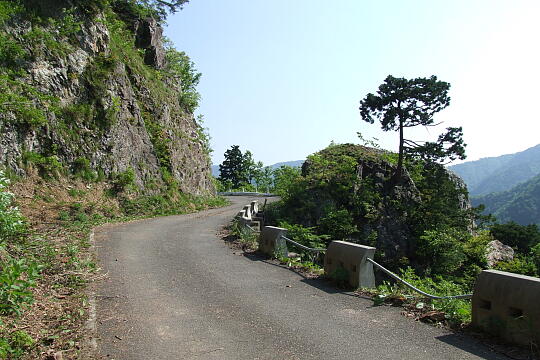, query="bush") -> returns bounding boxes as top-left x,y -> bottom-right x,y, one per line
0,171 -> 26,242
416,228 -> 468,276
490,222 -> 540,252
374,267 -> 472,326
0,257 -> 41,315
112,167 -> 135,193
318,209 -> 358,240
